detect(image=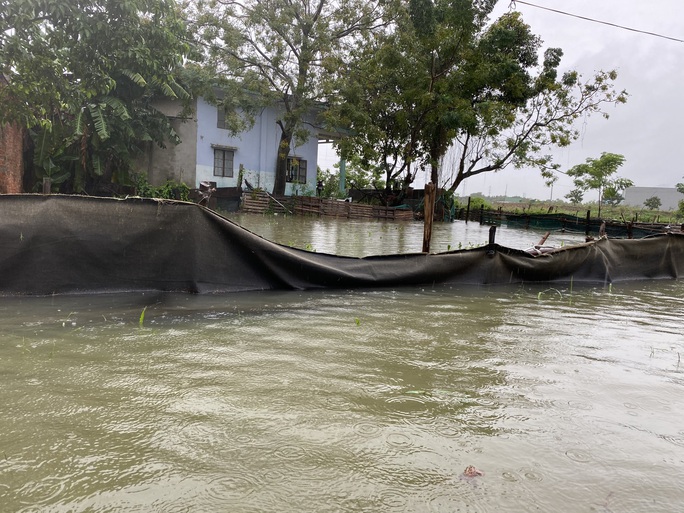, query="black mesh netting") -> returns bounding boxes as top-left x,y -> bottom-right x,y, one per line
0,195 -> 681,295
